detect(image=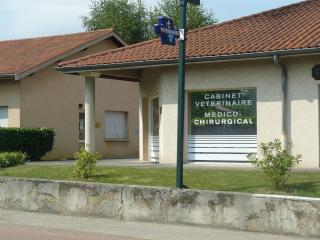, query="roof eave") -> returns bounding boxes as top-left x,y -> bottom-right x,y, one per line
56,47 -> 320,74
0,74 -> 16,80
110,32 -> 128,47
14,31 -> 126,81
